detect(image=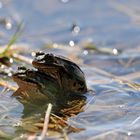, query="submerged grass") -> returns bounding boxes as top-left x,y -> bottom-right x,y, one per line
0,130 -> 14,140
